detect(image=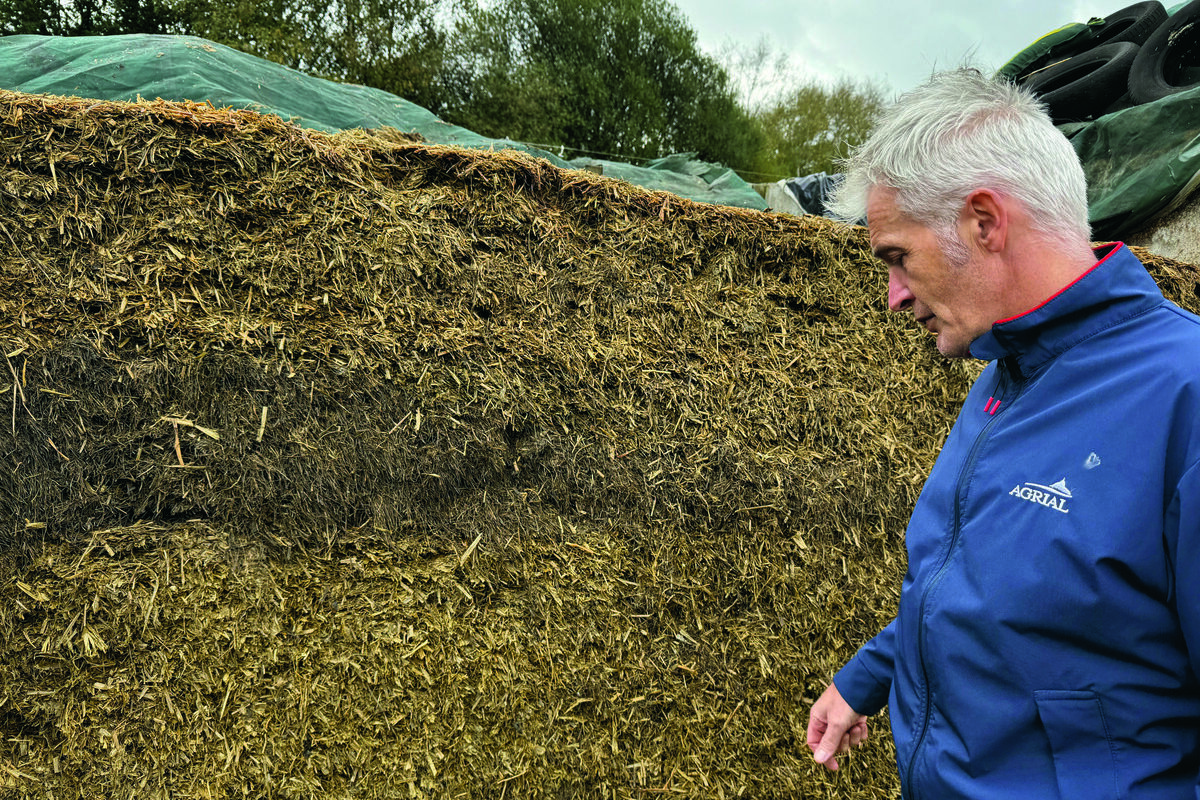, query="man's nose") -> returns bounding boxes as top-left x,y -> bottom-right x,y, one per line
888,271 -> 915,312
